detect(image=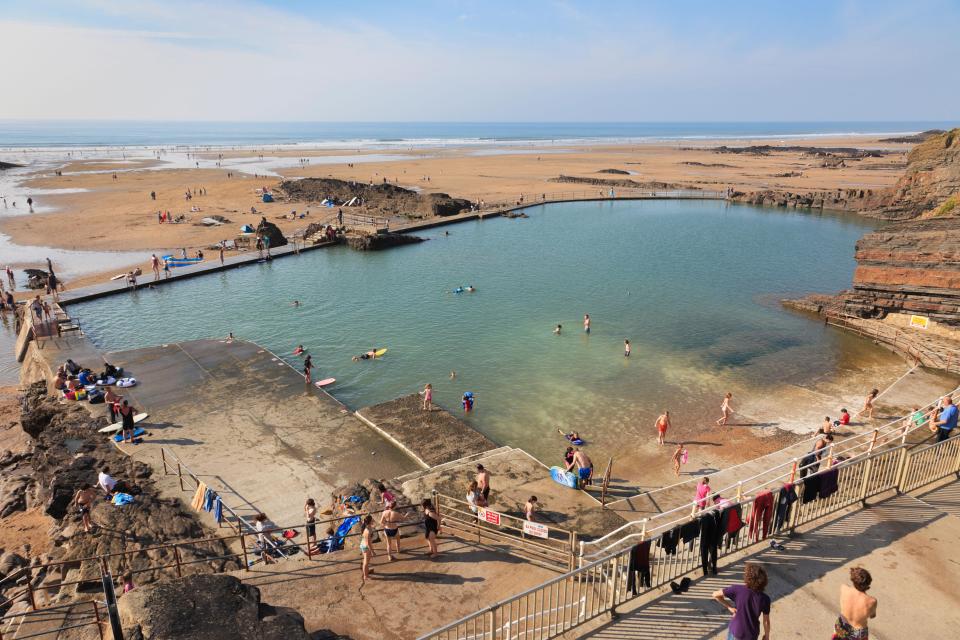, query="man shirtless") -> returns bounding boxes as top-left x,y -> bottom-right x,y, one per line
834,567 -> 876,639
74,484 -> 97,532
566,449 -> 593,488
475,464 -> 491,503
